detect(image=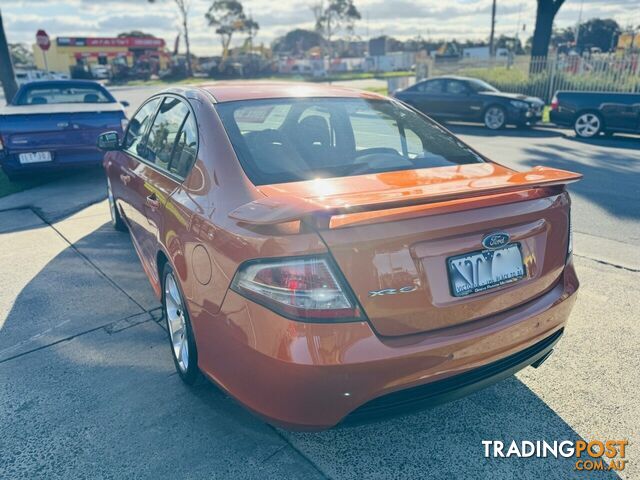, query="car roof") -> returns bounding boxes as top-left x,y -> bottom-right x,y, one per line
194,81 -> 386,103
422,76 -> 475,82
19,79 -> 107,89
